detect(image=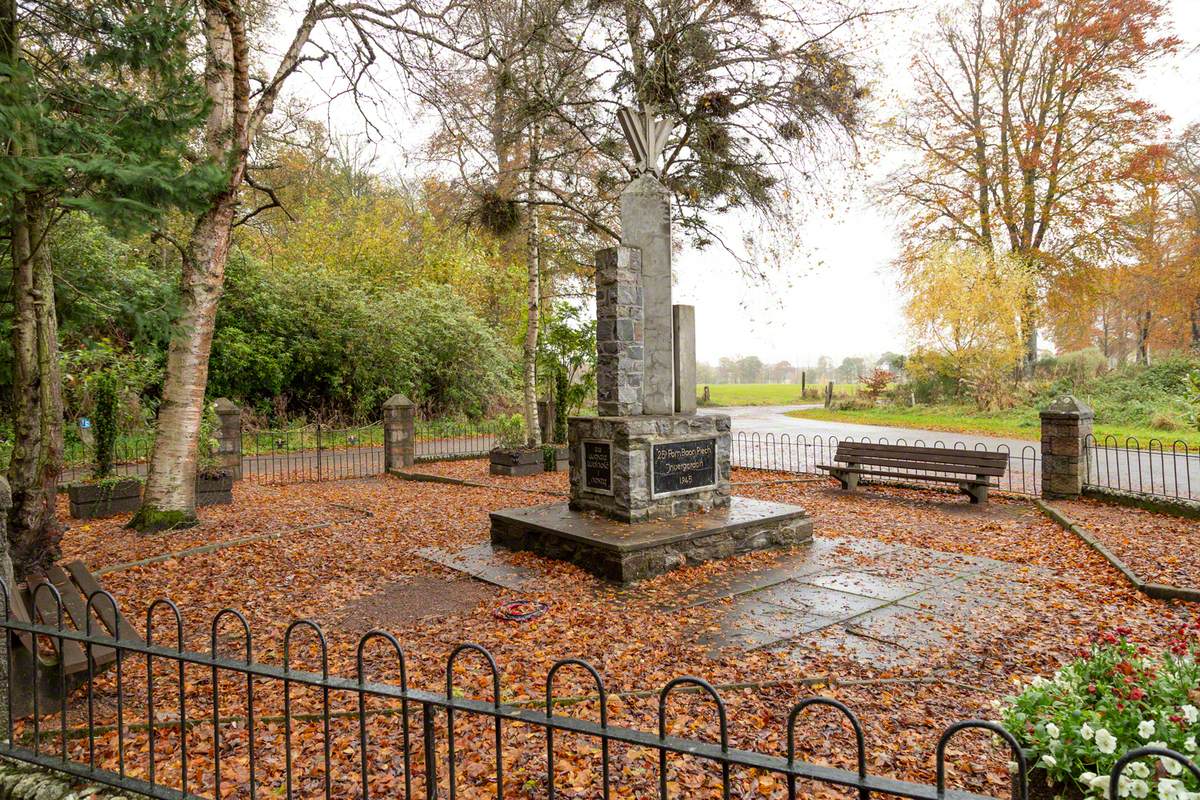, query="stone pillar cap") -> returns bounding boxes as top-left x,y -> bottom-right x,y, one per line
1039,395 -> 1095,419
212,397 -> 240,413
383,393 -> 414,409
